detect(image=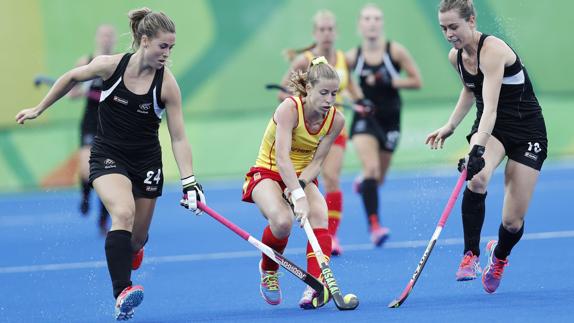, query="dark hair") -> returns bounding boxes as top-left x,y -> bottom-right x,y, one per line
288,57 -> 339,97
128,7 -> 176,51
439,0 -> 476,21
